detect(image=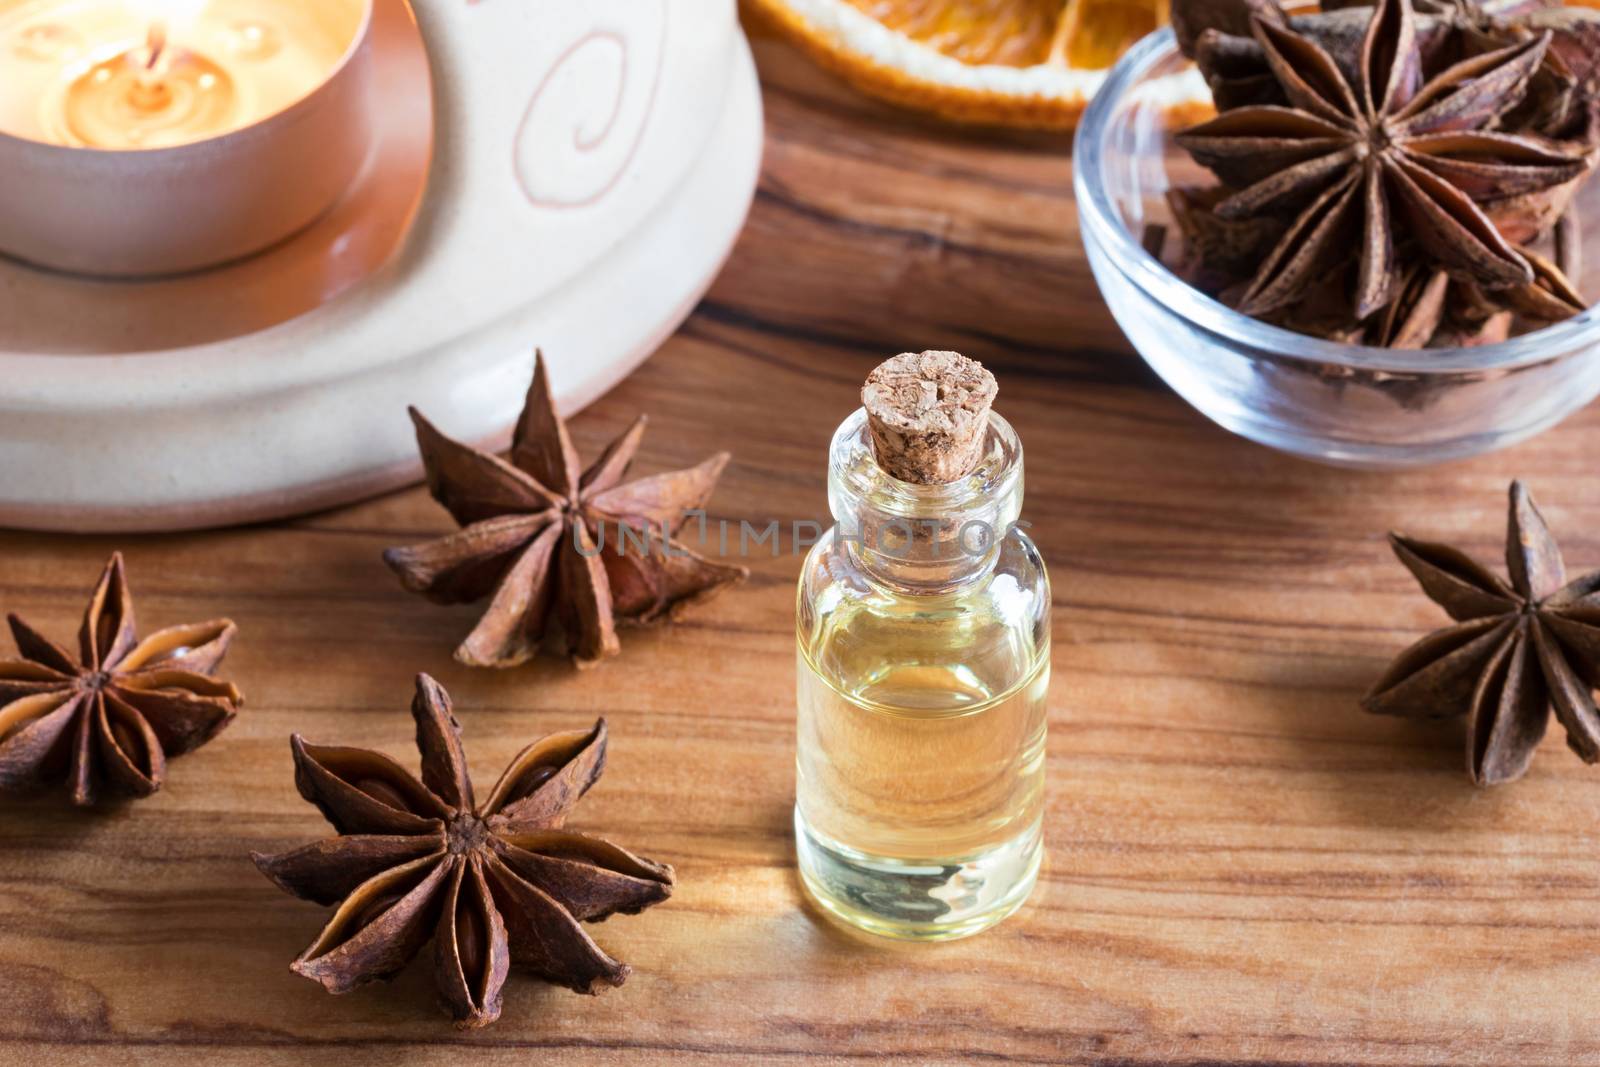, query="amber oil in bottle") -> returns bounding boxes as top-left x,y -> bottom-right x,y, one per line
794,352 -> 1049,940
